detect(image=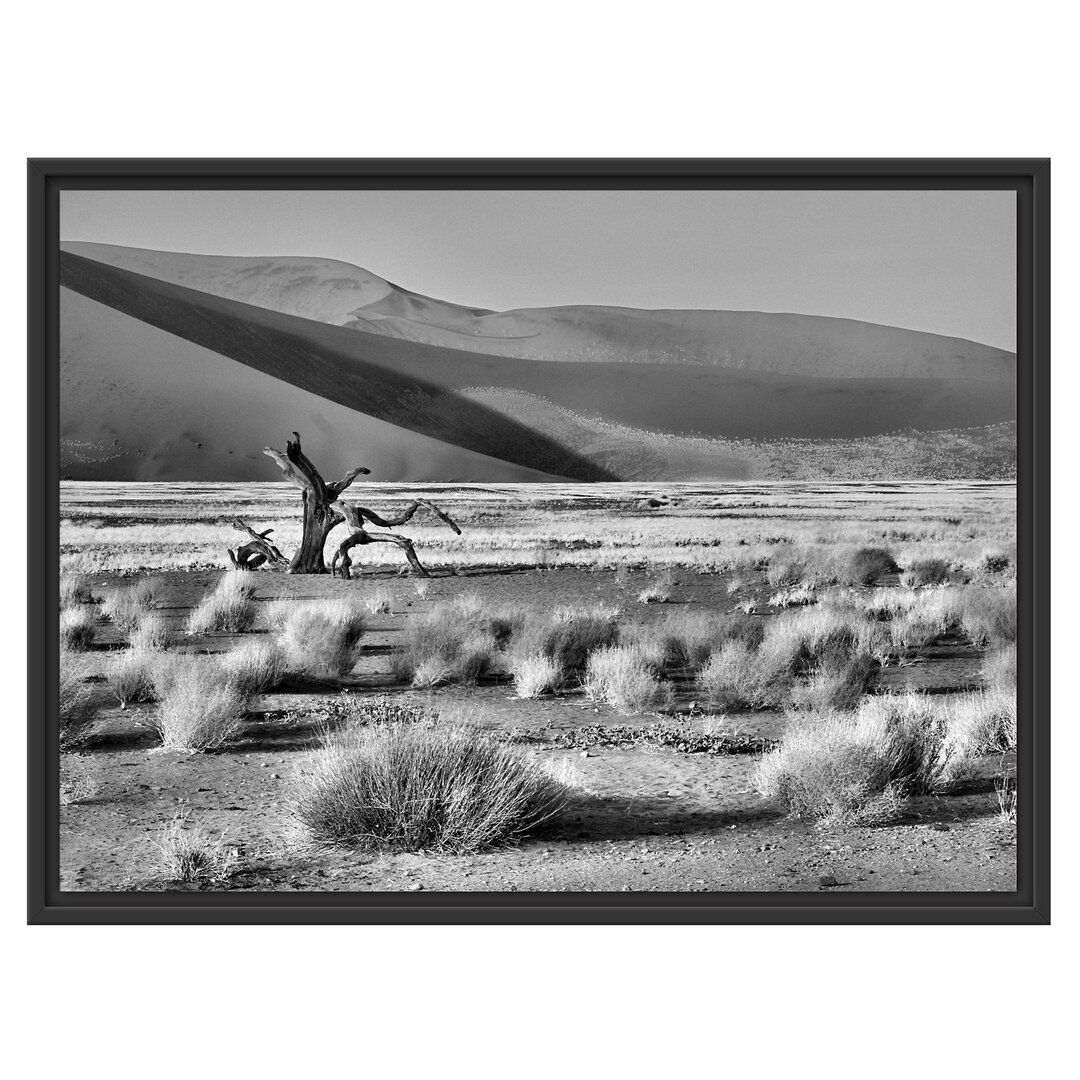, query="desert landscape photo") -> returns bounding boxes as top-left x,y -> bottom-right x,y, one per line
55,188 -> 1018,894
